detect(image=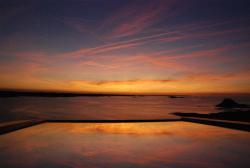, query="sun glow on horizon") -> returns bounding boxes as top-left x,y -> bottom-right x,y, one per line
0,0 -> 249,94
